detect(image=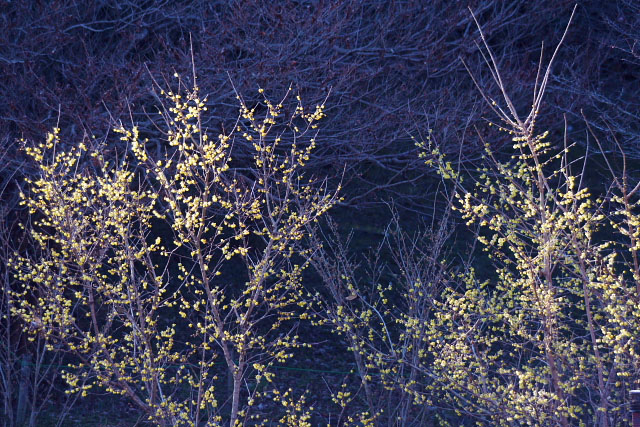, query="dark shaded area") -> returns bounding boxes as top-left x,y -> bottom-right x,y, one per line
1,0 -> 638,211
